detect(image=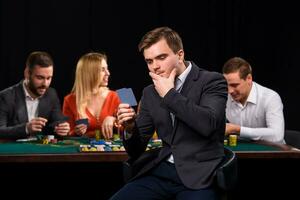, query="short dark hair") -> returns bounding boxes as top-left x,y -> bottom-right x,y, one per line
138,27 -> 183,54
26,51 -> 54,71
222,57 -> 252,80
